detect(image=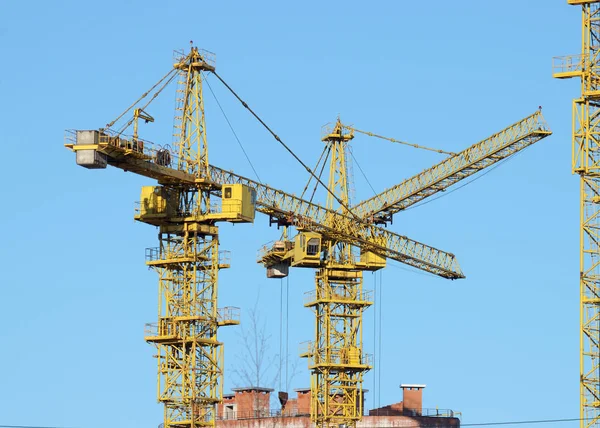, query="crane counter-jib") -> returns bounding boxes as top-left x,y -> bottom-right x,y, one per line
64,130 -> 464,280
